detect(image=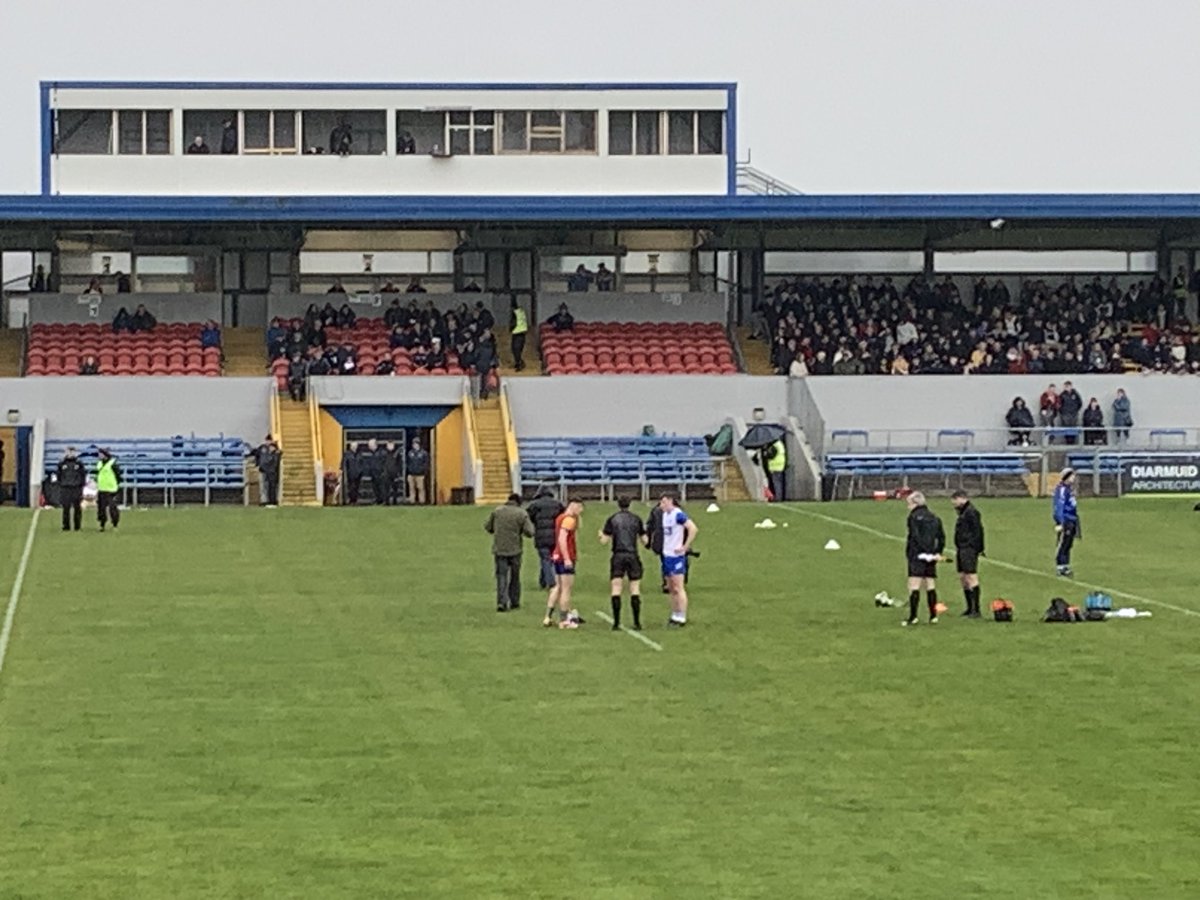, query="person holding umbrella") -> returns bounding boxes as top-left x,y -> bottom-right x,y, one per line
740,423 -> 788,503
